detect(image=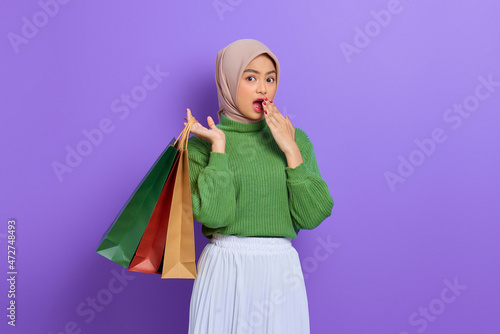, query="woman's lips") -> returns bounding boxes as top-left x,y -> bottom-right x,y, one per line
252,101 -> 263,112
253,99 -> 264,112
